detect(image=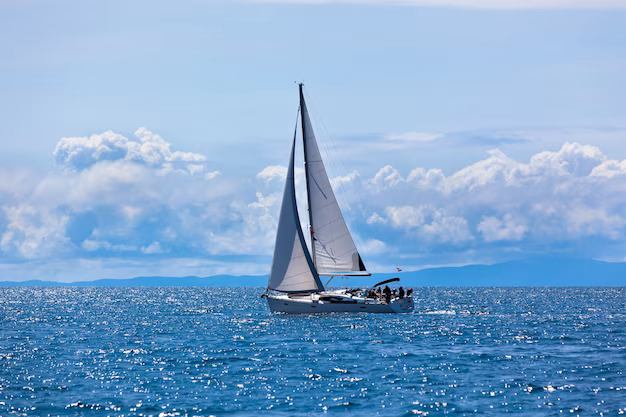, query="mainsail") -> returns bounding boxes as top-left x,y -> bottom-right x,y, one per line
299,85 -> 368,275
267,133 -> 324,293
